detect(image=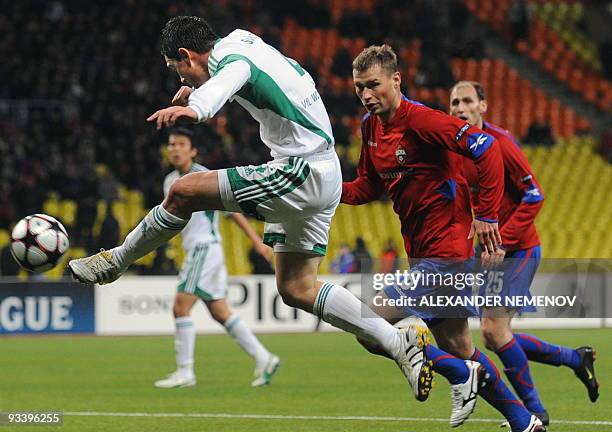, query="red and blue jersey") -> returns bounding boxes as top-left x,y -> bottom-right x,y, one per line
462,121 -> 544,251
342,98 -> 504,259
